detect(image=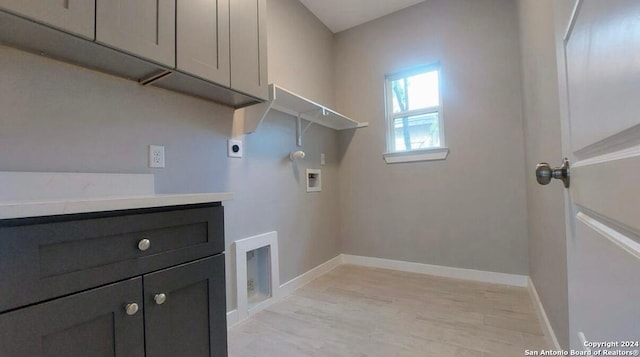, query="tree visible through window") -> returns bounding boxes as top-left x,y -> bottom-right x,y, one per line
385,64 -> 443,153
